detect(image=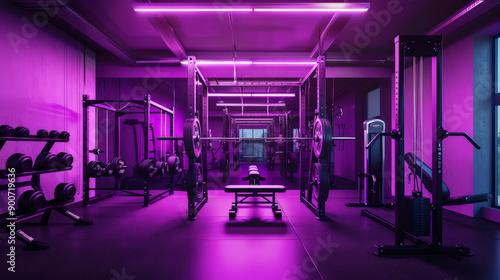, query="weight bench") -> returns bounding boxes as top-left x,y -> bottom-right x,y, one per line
225,185 -> 286,219
404,153 -> 492,205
